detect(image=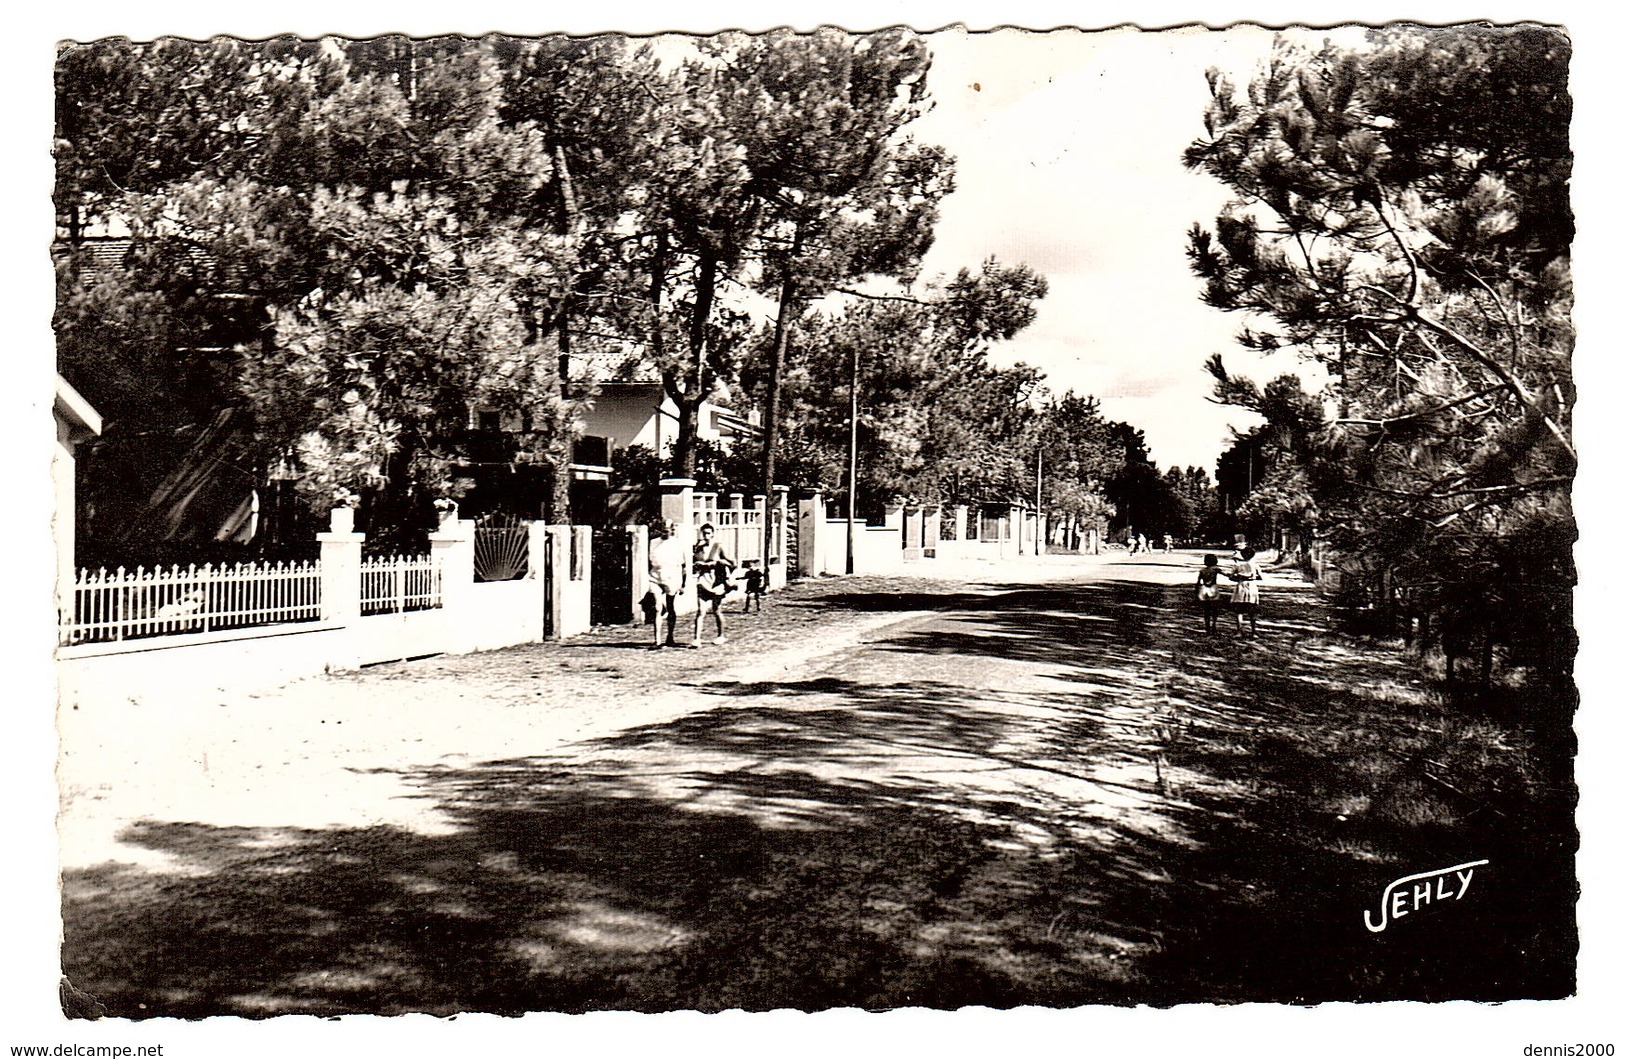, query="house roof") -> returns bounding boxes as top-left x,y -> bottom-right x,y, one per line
64,239 -> 133,278
567,345 -> 658,385
54,236 -> 250,291
711,406 -> 761,438
54,373 -> 102,439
